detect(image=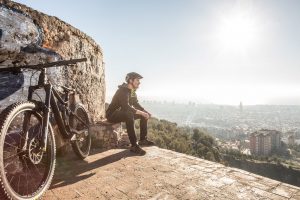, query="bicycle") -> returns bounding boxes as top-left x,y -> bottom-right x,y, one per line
0,58 -> 91,199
